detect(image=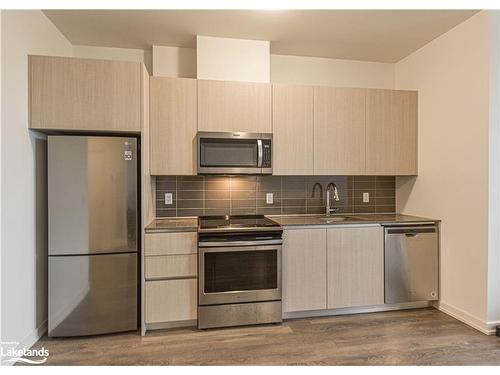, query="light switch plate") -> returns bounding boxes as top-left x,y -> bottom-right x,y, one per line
363,192 -> 370,203
165,193 -> 173,205
266,193 -> 274,204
